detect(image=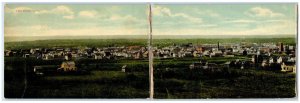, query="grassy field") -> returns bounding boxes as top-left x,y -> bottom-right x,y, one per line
4,56 -> 296,98
24,71 -> 149,98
